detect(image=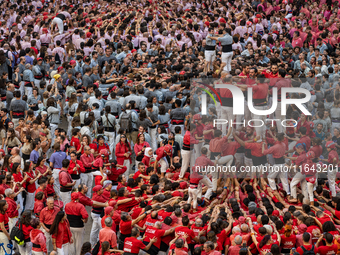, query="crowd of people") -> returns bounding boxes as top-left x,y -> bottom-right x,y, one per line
0,0 -> 339,255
